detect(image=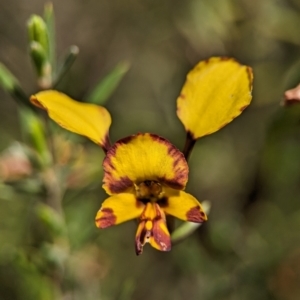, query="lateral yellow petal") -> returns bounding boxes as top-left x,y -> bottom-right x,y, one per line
162,188 -> 207,223
95,193 -> 144,228
30,90 -> 111,149
177,57 -> 253,139
103,133 -> 188,195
